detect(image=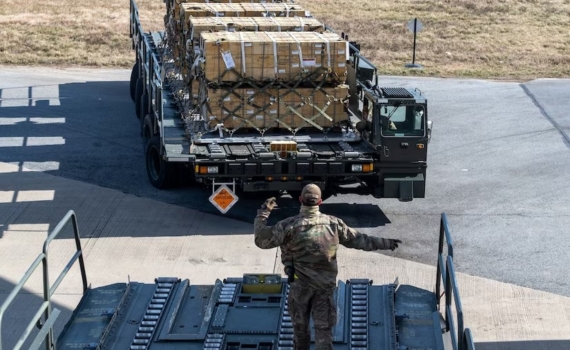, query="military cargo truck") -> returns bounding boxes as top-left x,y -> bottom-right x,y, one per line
129,0 -> 432,213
